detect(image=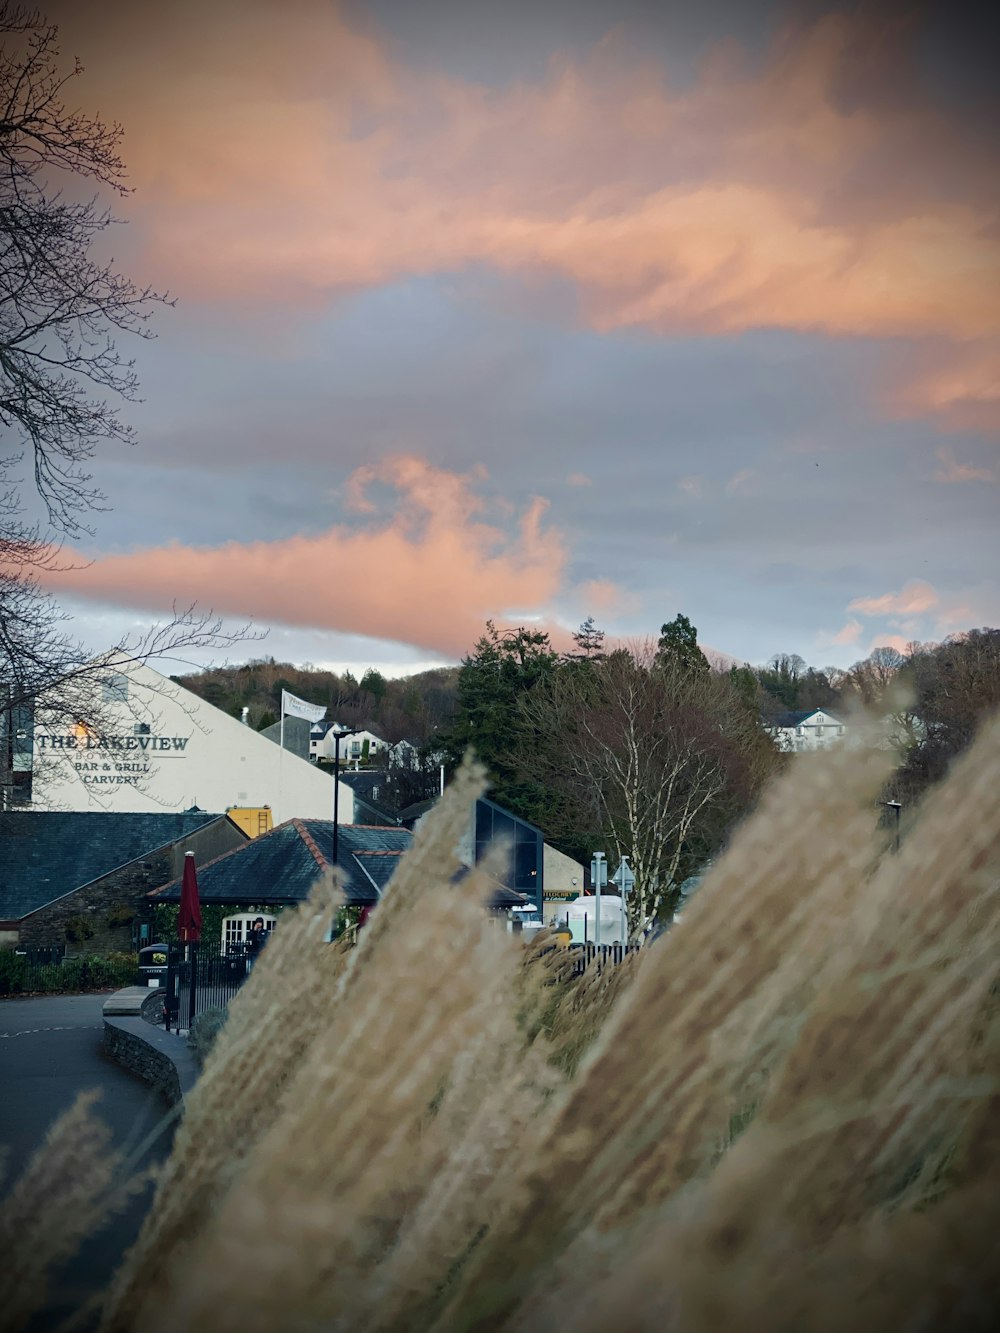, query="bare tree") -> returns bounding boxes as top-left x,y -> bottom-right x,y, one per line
522,644 -> 778,934
1,5 -> 171,533
0,556 -> 256,807
0,8 -> 258,807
